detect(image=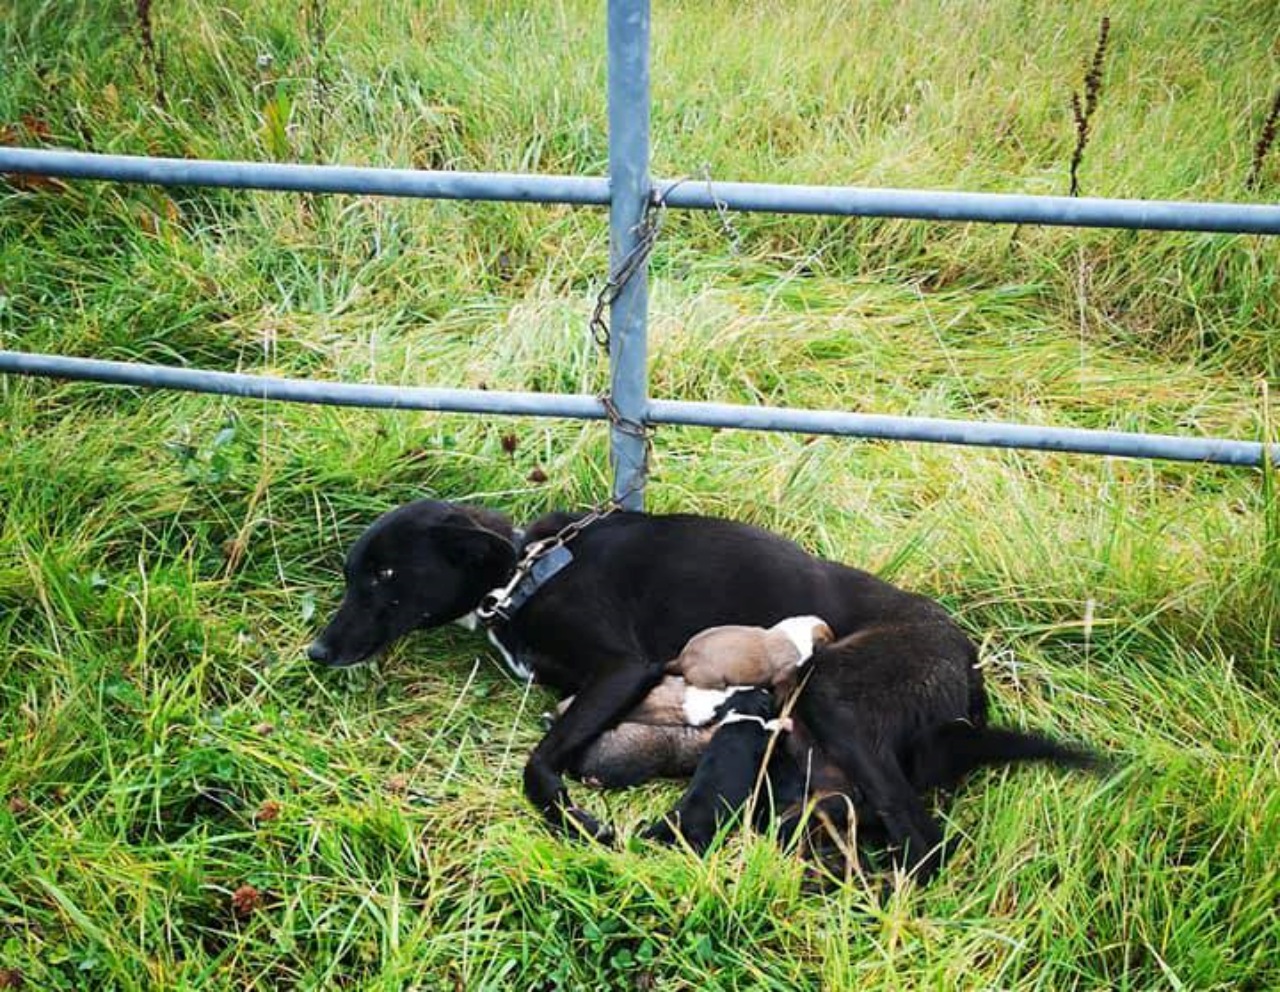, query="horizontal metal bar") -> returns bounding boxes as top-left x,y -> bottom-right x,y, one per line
647,398 -> 1273,467
0,351 -> 606,419
0,148 -> 611,206
3,350 -> 1273,467
6,148 -> 1280,234
658,178 -> 1280,235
